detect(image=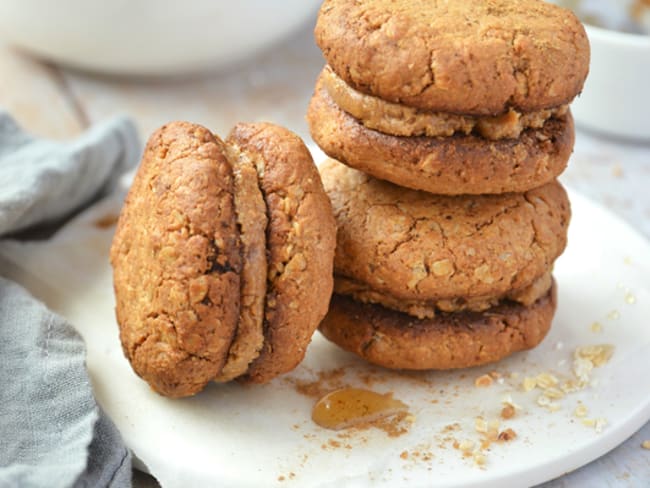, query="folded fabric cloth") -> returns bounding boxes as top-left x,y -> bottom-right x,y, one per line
0,111 -> 140,488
